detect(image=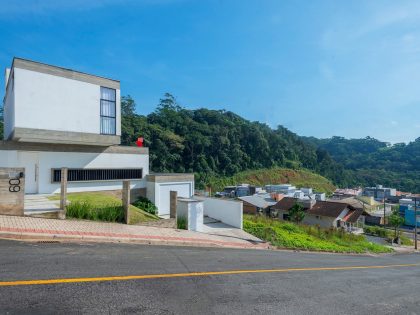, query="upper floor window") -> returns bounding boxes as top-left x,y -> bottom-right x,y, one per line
100,87 -> 116,135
